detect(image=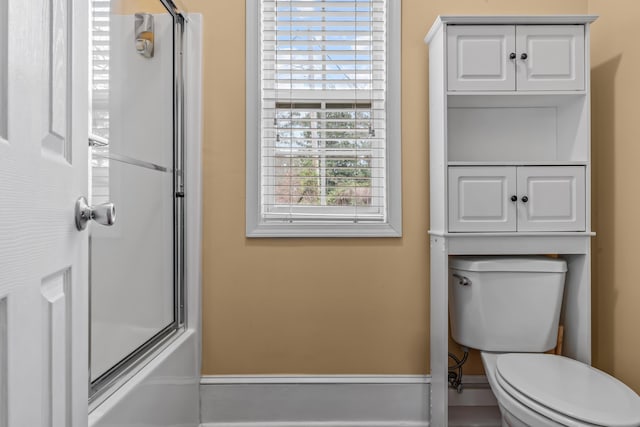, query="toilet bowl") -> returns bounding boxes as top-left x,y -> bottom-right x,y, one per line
449,256 -> 640,427
482,352 -> 640,427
